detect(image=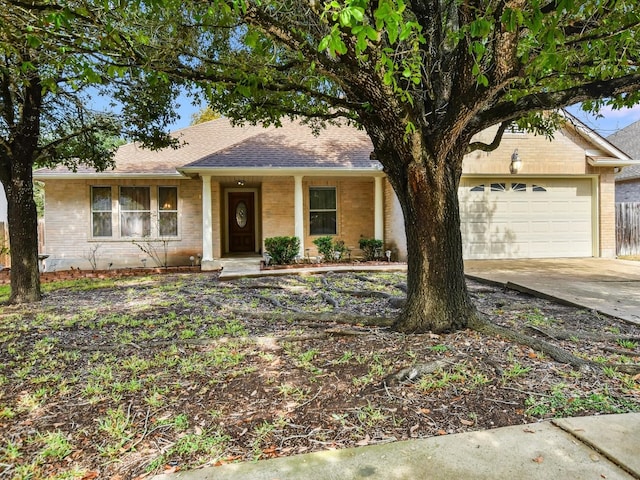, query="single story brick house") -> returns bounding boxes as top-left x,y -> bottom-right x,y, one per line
34,115 -> 638,271
607,120 -> 640,202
